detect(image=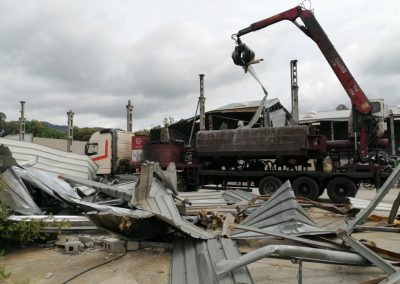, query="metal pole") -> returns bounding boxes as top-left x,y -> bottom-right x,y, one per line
337,230 -> 398,276
263,107 -> 268,127
67,110 -> 74,152
208,114 -> 213,130
19,101 -> 26,141
331,121 -> 335,140
345,163 -> 400,233
188,101 -> 200,146
388,190 -> 400,224
199,74 -> 205,131
298,259 -> 303,284
215,245 -> 369,276
126,99 -> 133,133
390,110 -> 396,155
291,60 -> 299,125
